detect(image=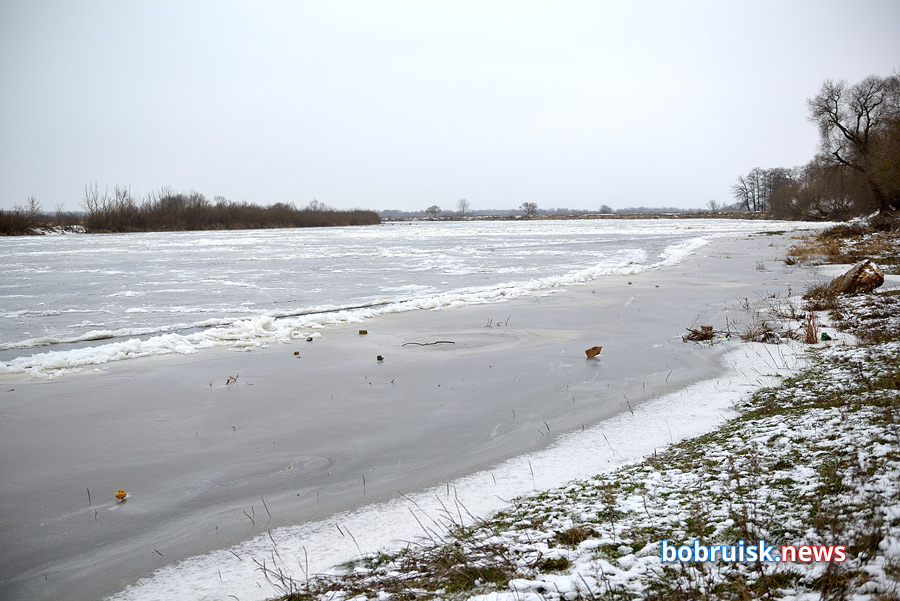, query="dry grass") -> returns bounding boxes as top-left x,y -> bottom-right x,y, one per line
786,215 -> 900,271
802,283 -> 840,312
739,318 -> 780,343
785,235 -> 845,264
683,325 -> 717,342
802,310 -> 819,344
